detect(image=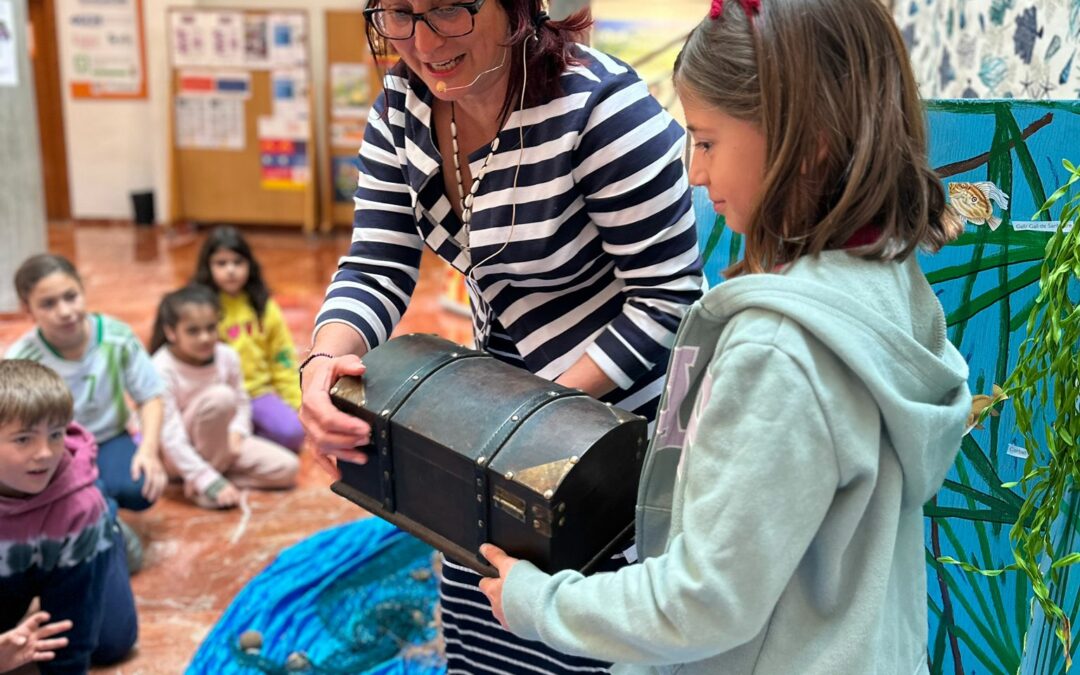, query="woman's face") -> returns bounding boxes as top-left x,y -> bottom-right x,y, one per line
382,0 -> 511,102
